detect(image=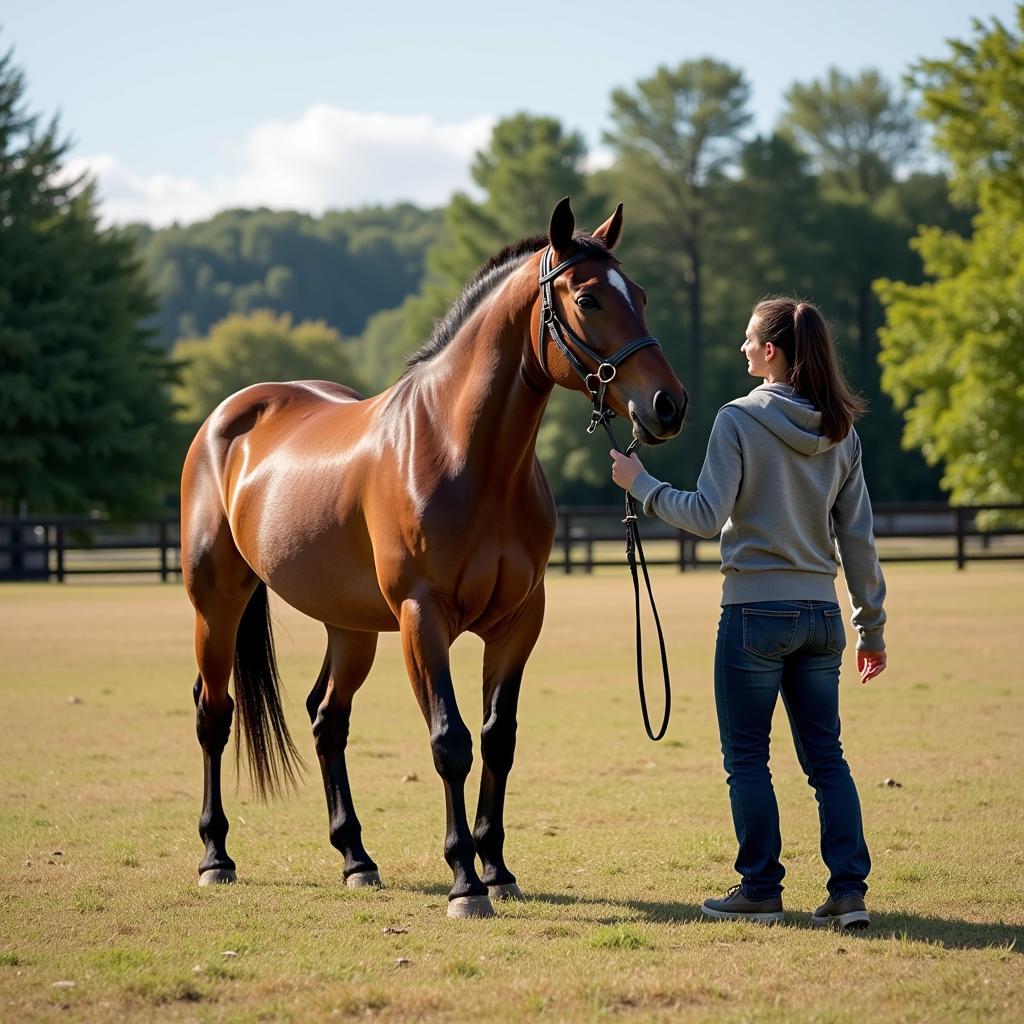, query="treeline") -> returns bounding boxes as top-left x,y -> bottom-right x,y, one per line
3,9 -> 1021,517
132,204 -> 443,347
